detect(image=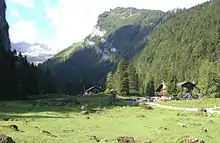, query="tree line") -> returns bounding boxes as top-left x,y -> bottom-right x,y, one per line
0,32 -> 57,101
105,58 -> 139,95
